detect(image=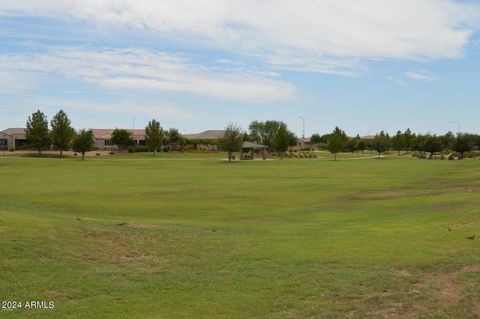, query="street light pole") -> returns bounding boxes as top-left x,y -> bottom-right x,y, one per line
451,121 -> 460,135
298,116 -> 305,139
